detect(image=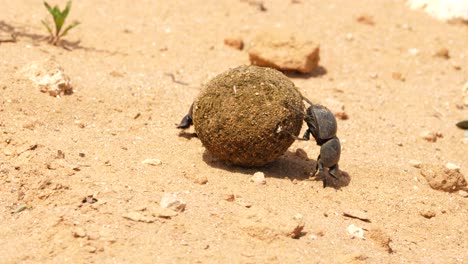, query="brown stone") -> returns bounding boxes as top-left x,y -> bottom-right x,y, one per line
248,29 -> 320,73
